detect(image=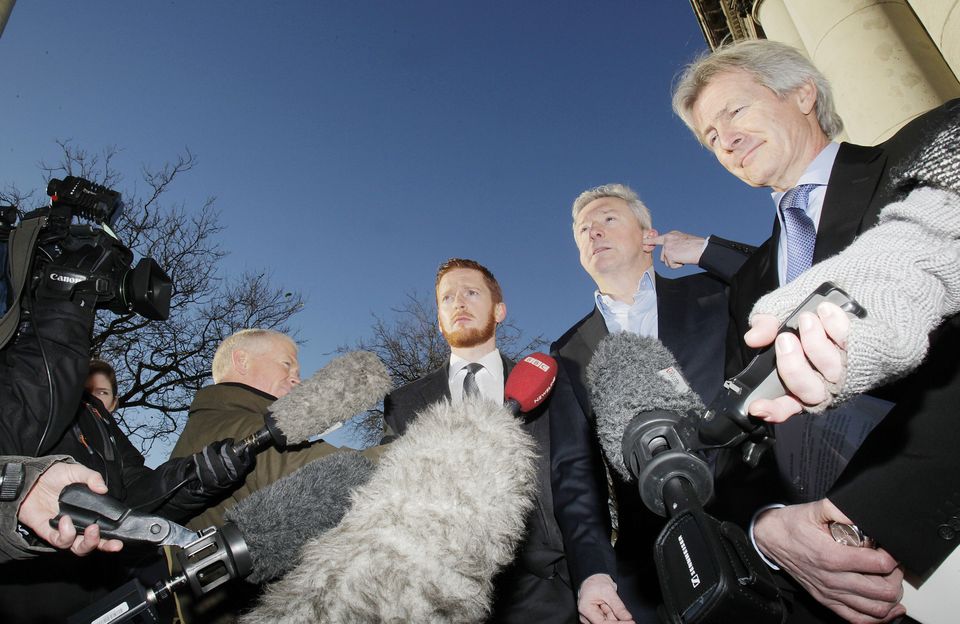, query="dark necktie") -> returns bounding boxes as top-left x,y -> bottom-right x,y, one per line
462,363 -> 483,398
780,183 -> 819,283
